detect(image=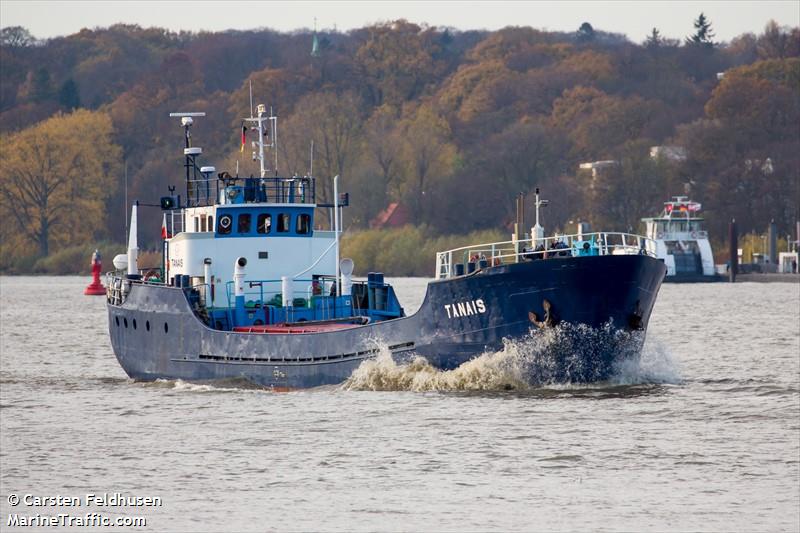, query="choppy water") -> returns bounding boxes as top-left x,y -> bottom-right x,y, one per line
1,276 -> 798,532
